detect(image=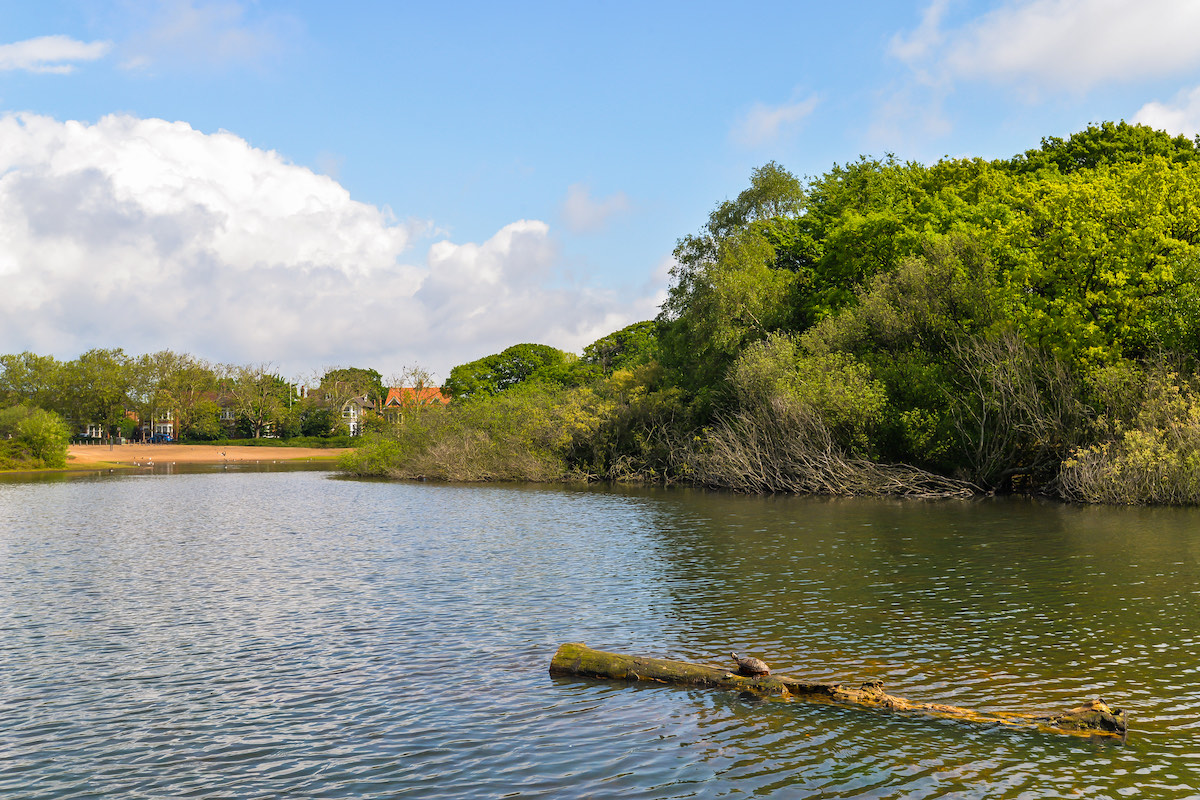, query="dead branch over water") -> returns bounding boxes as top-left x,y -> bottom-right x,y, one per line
695,399 -> 977,499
